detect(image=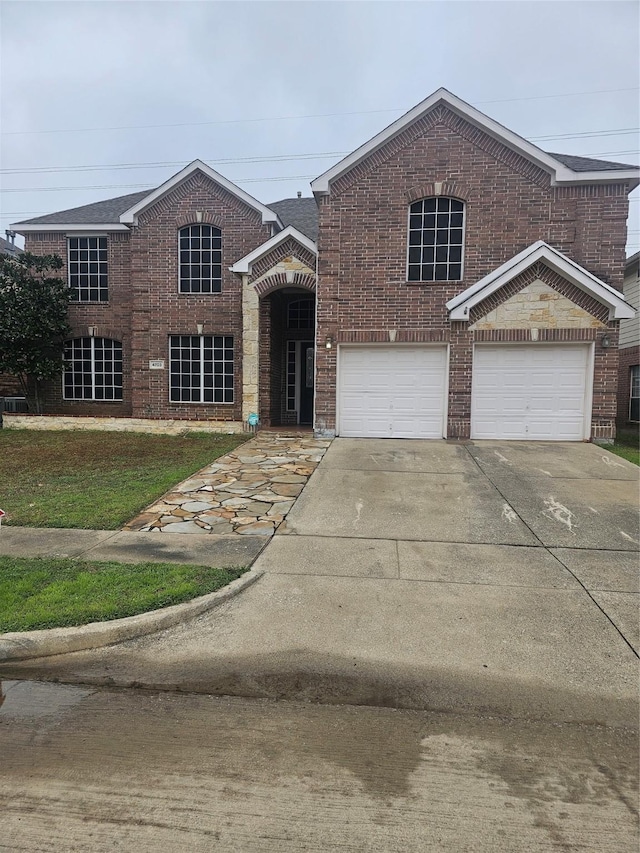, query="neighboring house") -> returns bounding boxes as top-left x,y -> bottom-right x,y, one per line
0,234 -> 21,257
617,251 -> 640,426
0,233 -> 24,399
10,88 -> 639,441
